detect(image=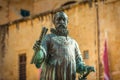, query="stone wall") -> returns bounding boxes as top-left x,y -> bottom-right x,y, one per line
0,0 -> 79,25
